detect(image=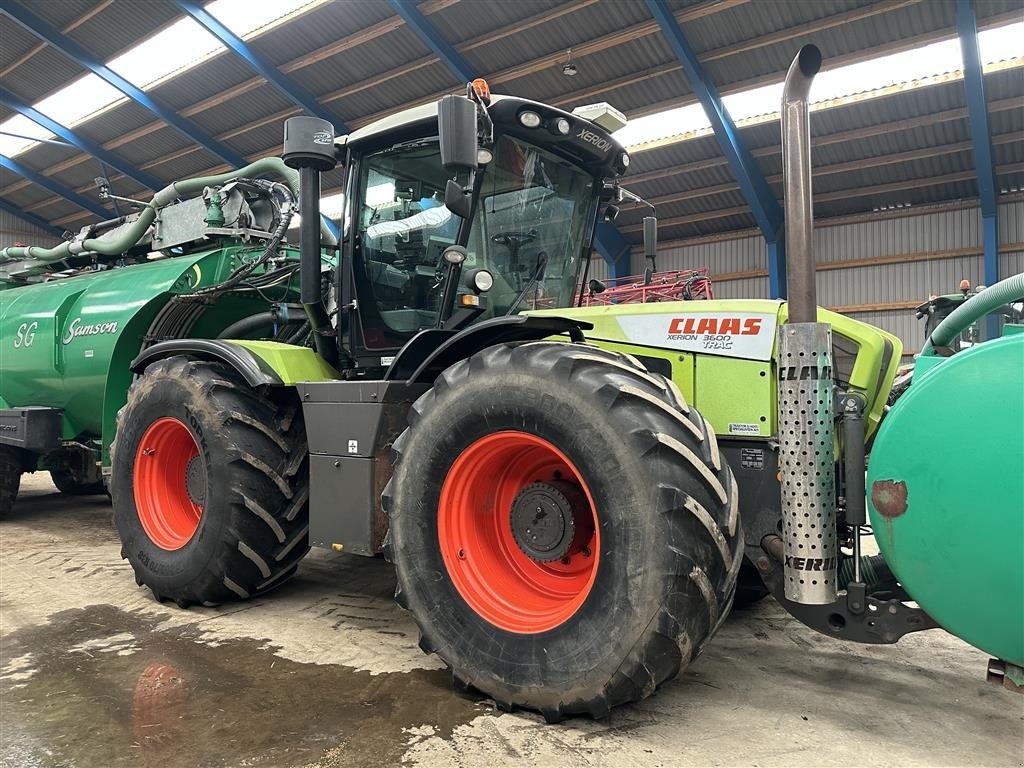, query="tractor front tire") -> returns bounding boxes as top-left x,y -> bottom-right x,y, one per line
111,356 -> 309,606
385,342 -> 742,720
0,447 -> 22,517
